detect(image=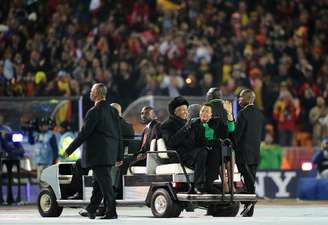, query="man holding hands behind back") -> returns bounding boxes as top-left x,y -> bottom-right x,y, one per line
234,89 -> 264,217
64,83 -> 123,220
